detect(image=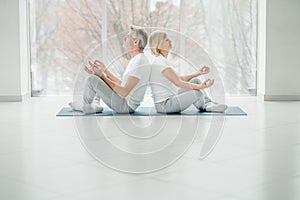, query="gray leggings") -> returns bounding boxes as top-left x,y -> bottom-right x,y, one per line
155,78 -> 212,113
83,75 -> 134,113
